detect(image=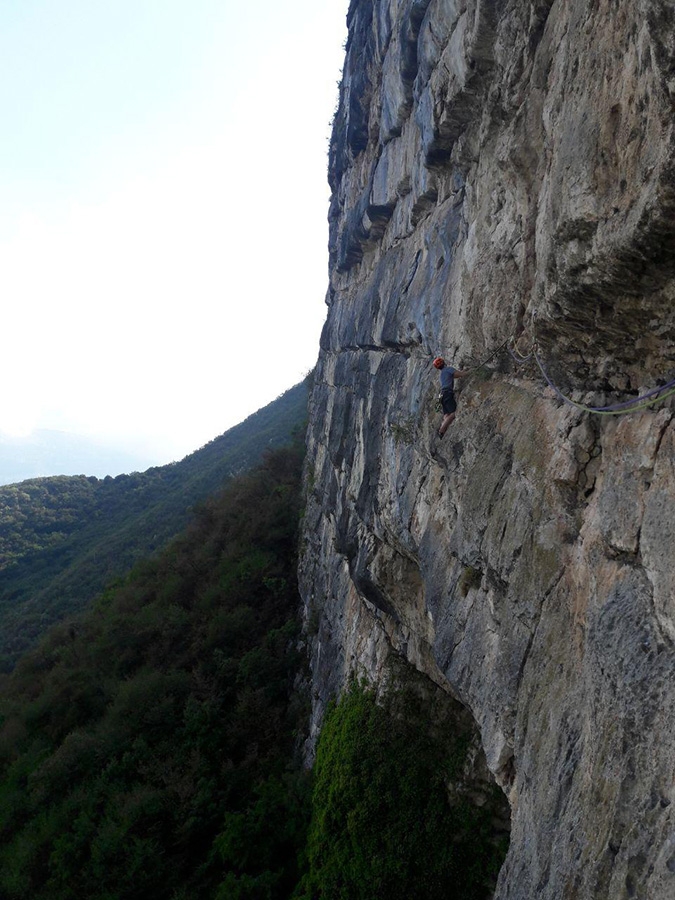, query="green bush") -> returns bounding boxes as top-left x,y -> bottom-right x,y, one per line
297,681 -> 507,900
